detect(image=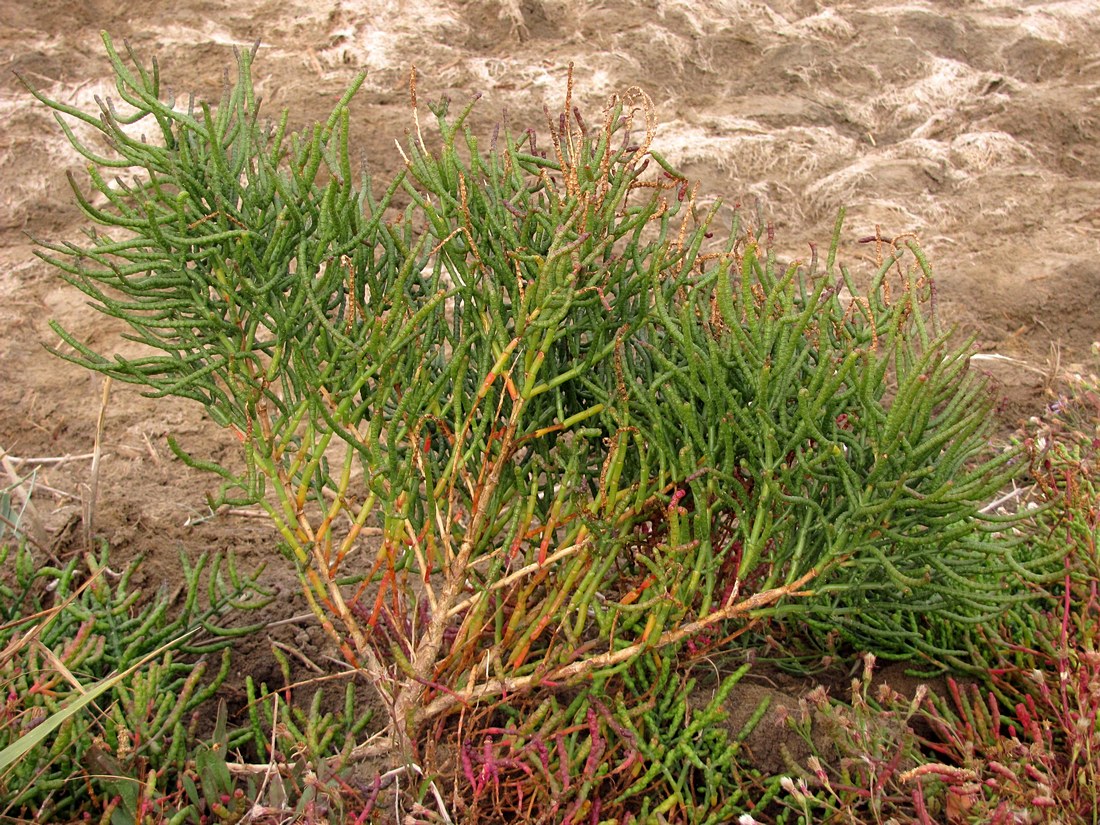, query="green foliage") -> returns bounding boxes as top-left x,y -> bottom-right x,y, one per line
443,651 -> 766,823
1028,363 -> 1100,588
610,653 -> 762,823
908,394 -> 1100,825
24,32 -> 1075,818
0,543 -> 269,820
763,381 -> 1100,825
614,224 -> 1046,664
176,700 -> 252,824
244,648 -> 375,769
